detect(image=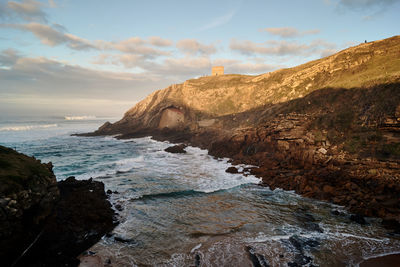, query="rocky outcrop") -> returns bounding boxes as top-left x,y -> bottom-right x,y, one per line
0,146 -> 59,266
207,112 -> 400,223
0,146 -> 116,267
86,35 -> 400,137
164,144 -> 187,154
84,36 -> 400,227
18,177 -> 117,267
